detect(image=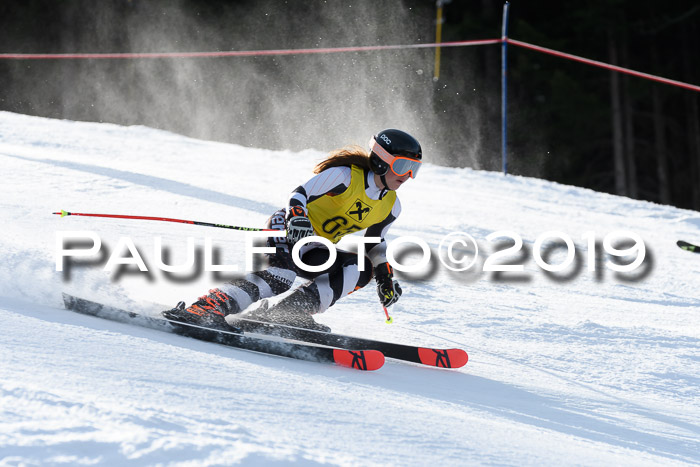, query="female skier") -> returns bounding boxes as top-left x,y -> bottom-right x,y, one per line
164,128 -> 423,331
